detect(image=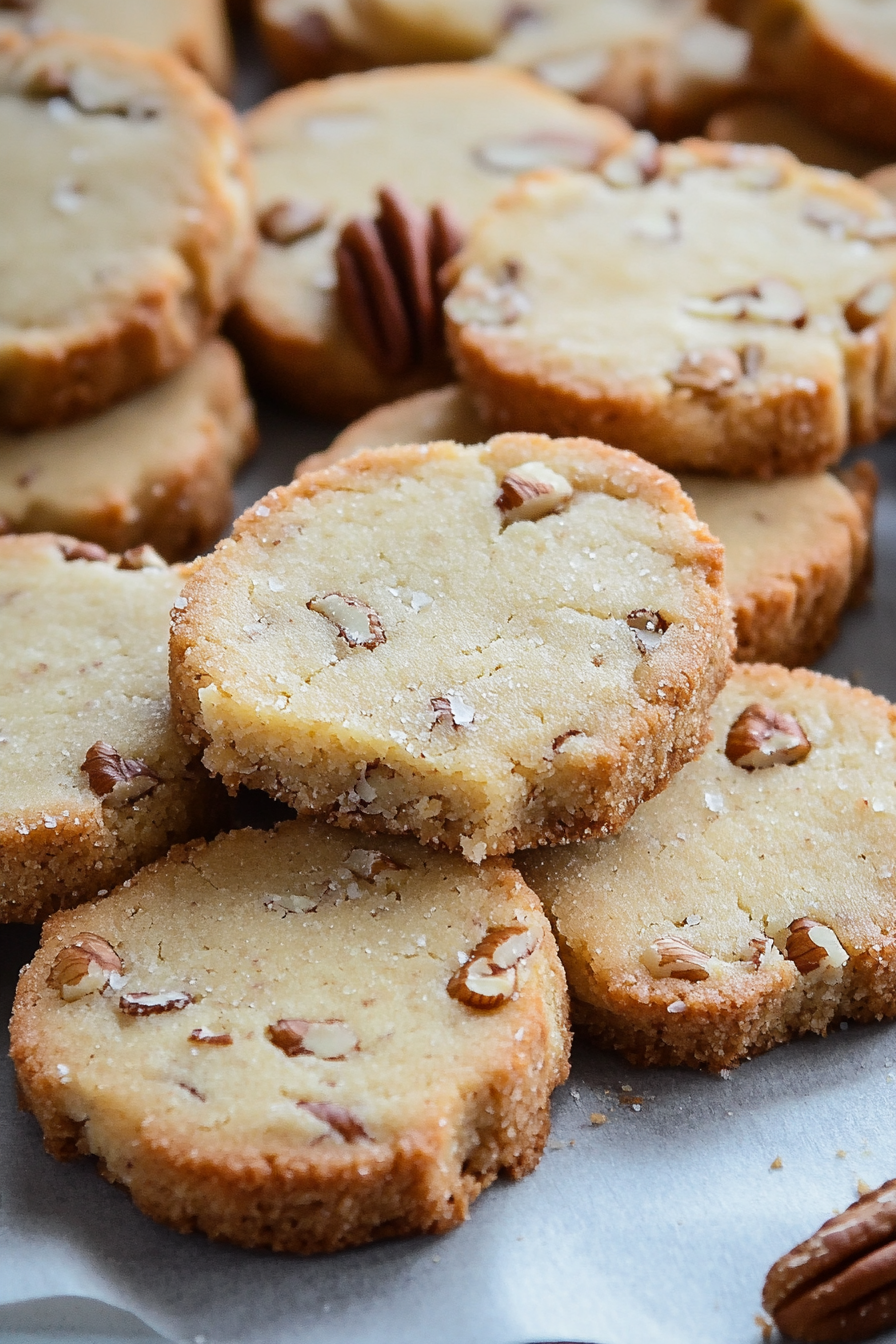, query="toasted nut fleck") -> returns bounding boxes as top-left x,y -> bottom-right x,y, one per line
259,197 -> 327,245
119,990 -> 193,1015
845,279 -> 896,333
48,933 -> 123,1001
59,539 -> 109,563
725,703 -> 811,769
785,918 -> 849,974
642,934 -> 711,982
763,1176 -> 896,1342
118,545 -> 167,571
474,131 -> 601,173
268,1018 -> 359,1059
80,741 -> 159,800
670,347 -> 742,392
448,924 -> 541,1009
497,461 -> 573,523
297,1100 -> 370,1141
626,609 -> 668,653
189,1028 -> 232,1045
308,593 -> 385,649
431,692 -> 476,728
344,848 -> 404,879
